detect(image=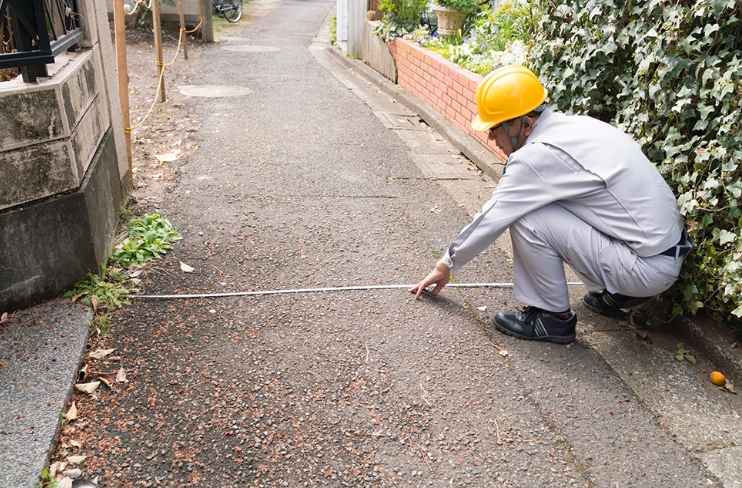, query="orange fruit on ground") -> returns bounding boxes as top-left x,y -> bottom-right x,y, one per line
710,371 -> 726,386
